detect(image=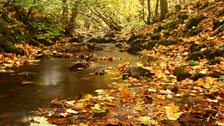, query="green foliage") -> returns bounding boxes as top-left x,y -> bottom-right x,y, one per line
187,60 -> 198,66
